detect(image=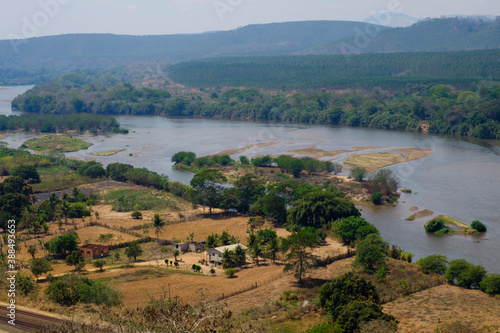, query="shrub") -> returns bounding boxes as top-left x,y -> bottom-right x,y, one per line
354,234 -> 388,273
16,273 -> 39,296
371,192 -> 383,205
480,274 -> 500,295
336,301 -> 398,333
334,216 -> 379,245
445,259 -> 486,289
47,232 -> 79,255
470,220 -> 487,232
131,211 -> 143,219
66,250 -> 86,271
425,218 -> 447,233
416,254 -> 448,275
239,156 -> 249,165
349,167 -> 367,181
306,323 -> 344,333
30,258 -> 53,280
225,268 -> 237,278
11,165 -> 40,183
45,275 -> 122,307
93,260 -> 105,272
319,272 -> 379,319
